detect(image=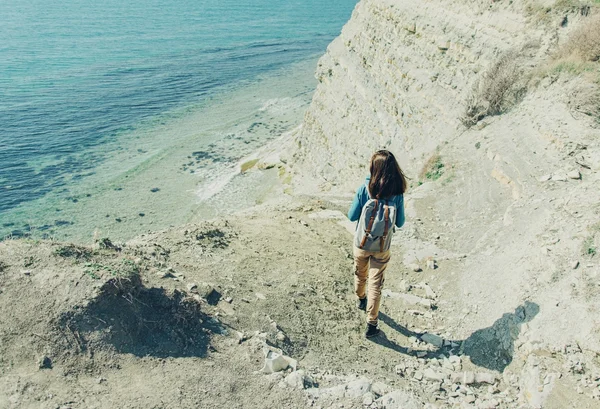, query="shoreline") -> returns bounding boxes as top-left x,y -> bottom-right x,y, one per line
0,58 -> 318,244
